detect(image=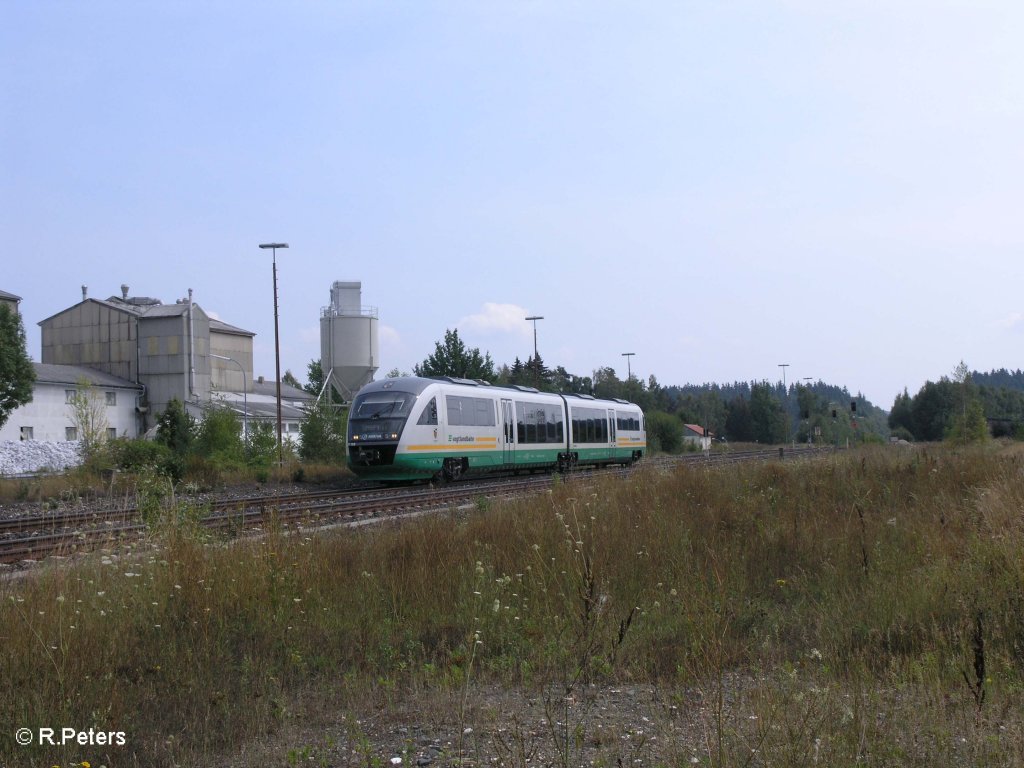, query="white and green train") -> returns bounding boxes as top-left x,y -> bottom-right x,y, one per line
347,376 -> 646,482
